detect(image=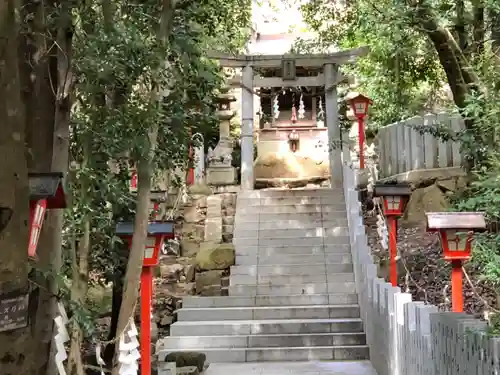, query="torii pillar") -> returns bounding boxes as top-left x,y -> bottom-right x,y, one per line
241,65 -> 254,190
